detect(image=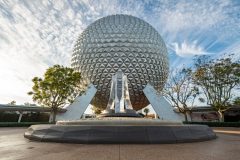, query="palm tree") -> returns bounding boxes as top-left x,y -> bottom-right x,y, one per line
143,108 -> 150,117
